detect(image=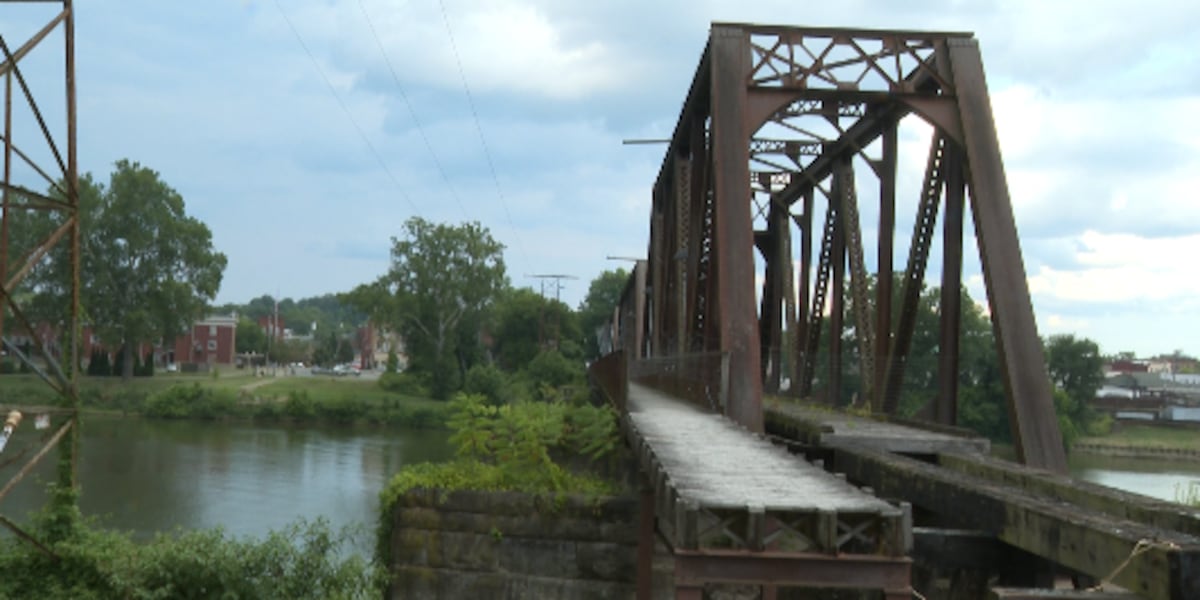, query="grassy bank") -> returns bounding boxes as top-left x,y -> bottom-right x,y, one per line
1075,423 -> 1200,453
0,372 -> 452,429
